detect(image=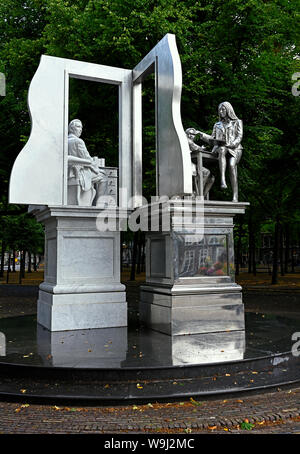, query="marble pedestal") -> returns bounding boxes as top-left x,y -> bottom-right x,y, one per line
140,199 -> 249,336
35,206 -> 127,331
